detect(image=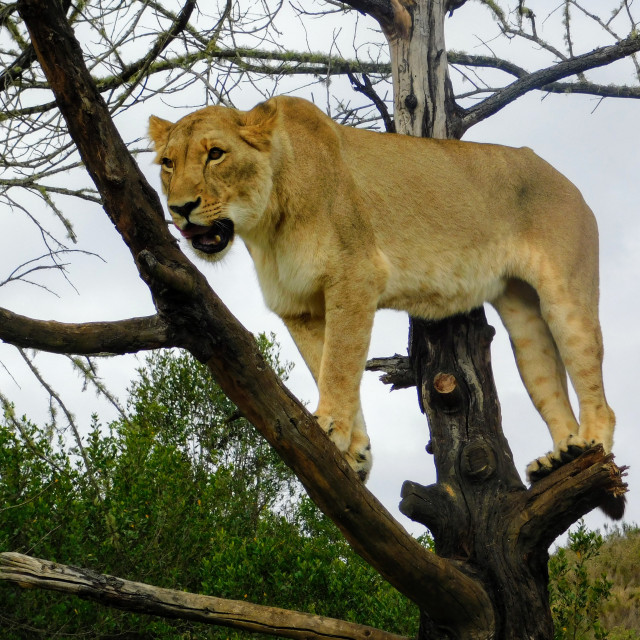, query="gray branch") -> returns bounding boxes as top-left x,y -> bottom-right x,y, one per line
460,33 -> 640,132
365,354 -> 414,389
0,553 -> 409,640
